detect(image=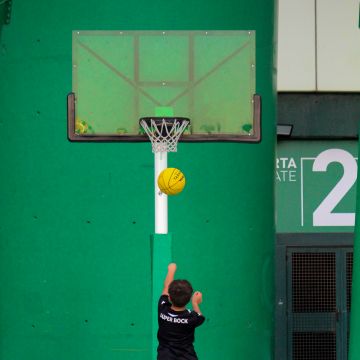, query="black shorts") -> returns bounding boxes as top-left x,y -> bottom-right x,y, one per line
157,345 -> 198,360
